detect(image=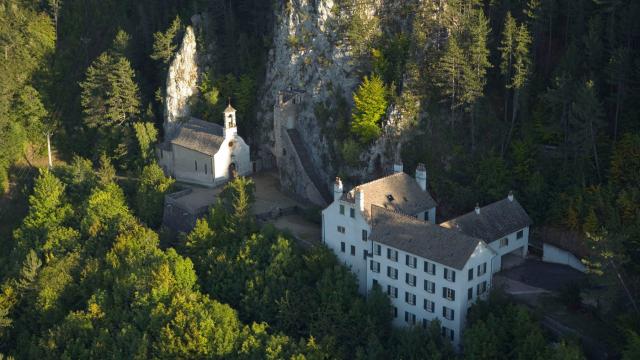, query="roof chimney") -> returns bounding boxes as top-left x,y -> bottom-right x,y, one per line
475,203 -> 480,215
415,163 -> 427,191
334,177 -> 343,202
355,188 -> 365,212
508,190 -> 514,202
393,161 -> 404,174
